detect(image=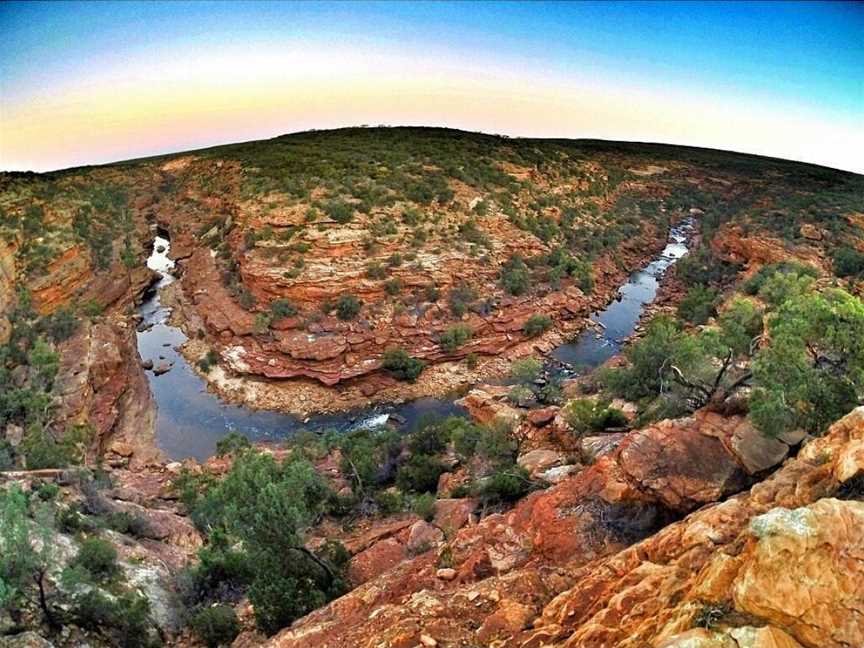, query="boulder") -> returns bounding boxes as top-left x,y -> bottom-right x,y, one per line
433,498 -> 477,536
406,520 -> 444,556
516,448 -> 563,475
